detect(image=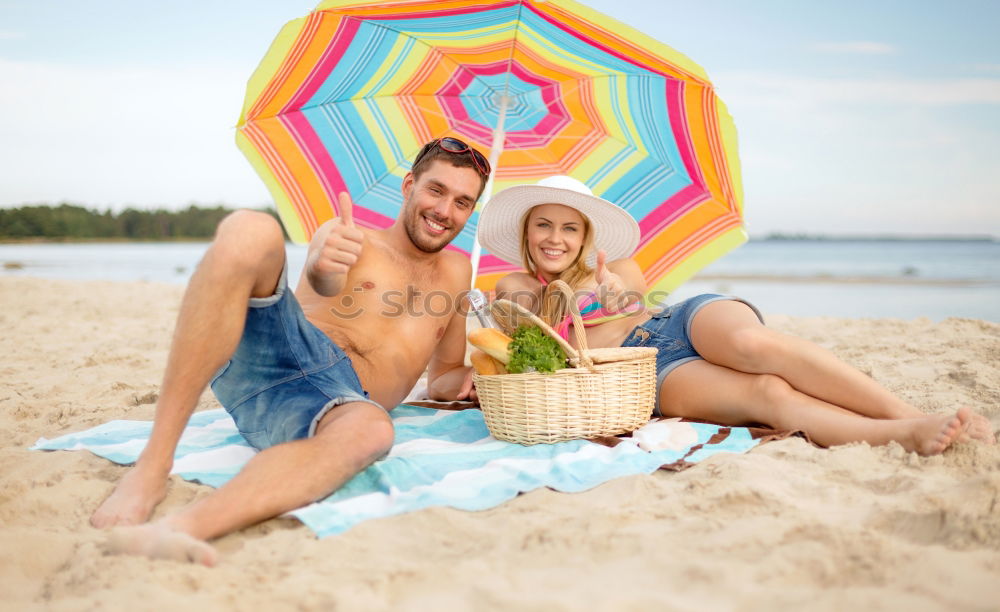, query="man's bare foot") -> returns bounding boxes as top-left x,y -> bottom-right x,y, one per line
107,523 -> 217,566
91,464 -> 169,528
908,407 -> 970,456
